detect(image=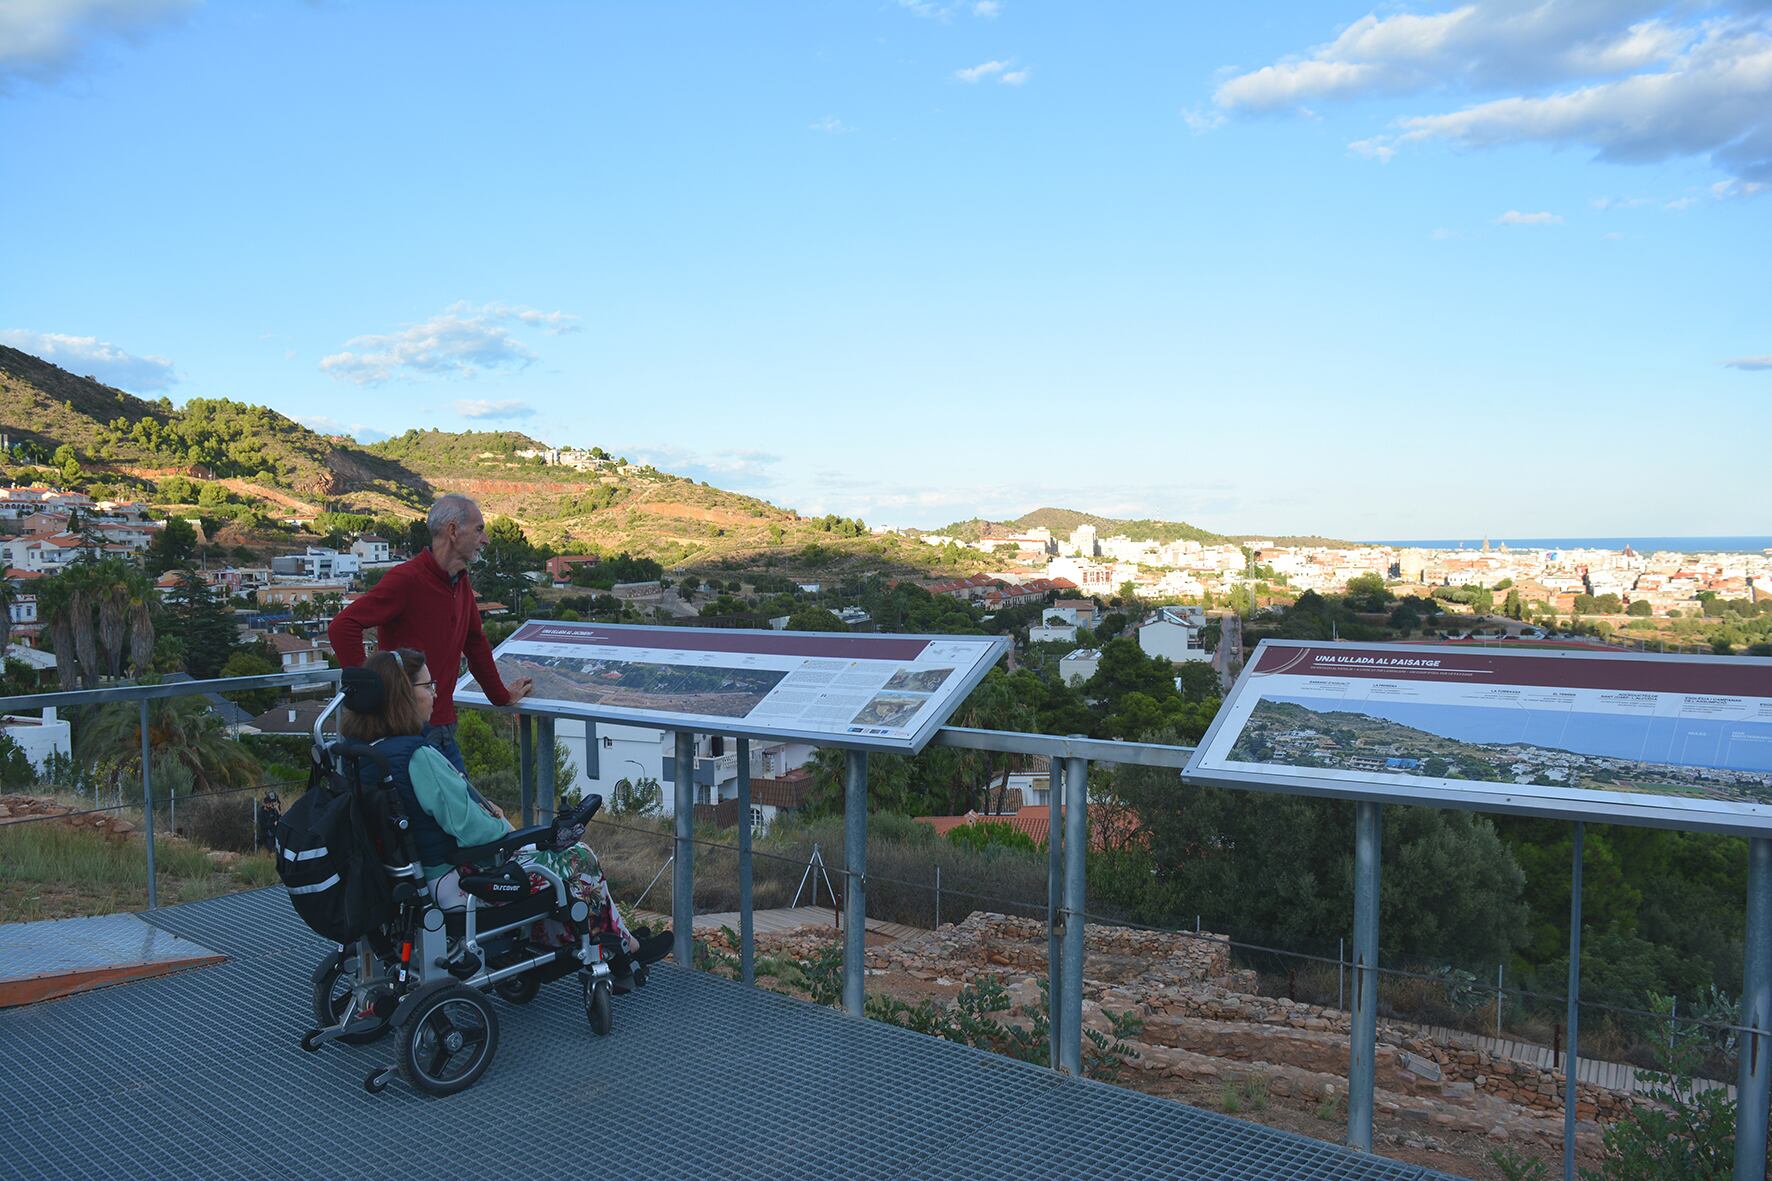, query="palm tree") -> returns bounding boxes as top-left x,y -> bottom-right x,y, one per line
36,558 -> 156,688
77,693 -> 261,800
